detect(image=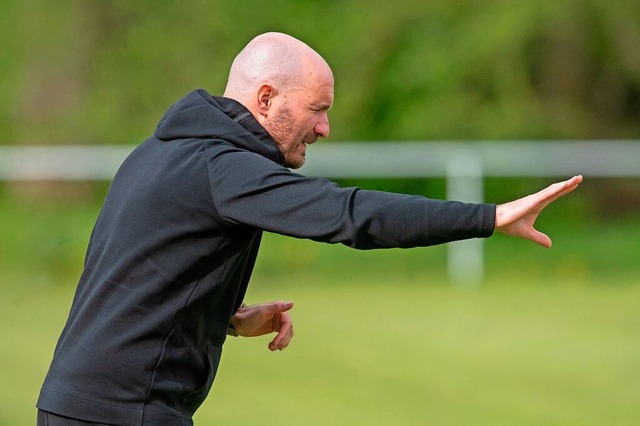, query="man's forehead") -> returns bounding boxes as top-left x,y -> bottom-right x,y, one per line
312,87 -> 334,108
290,83 -> 333,102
